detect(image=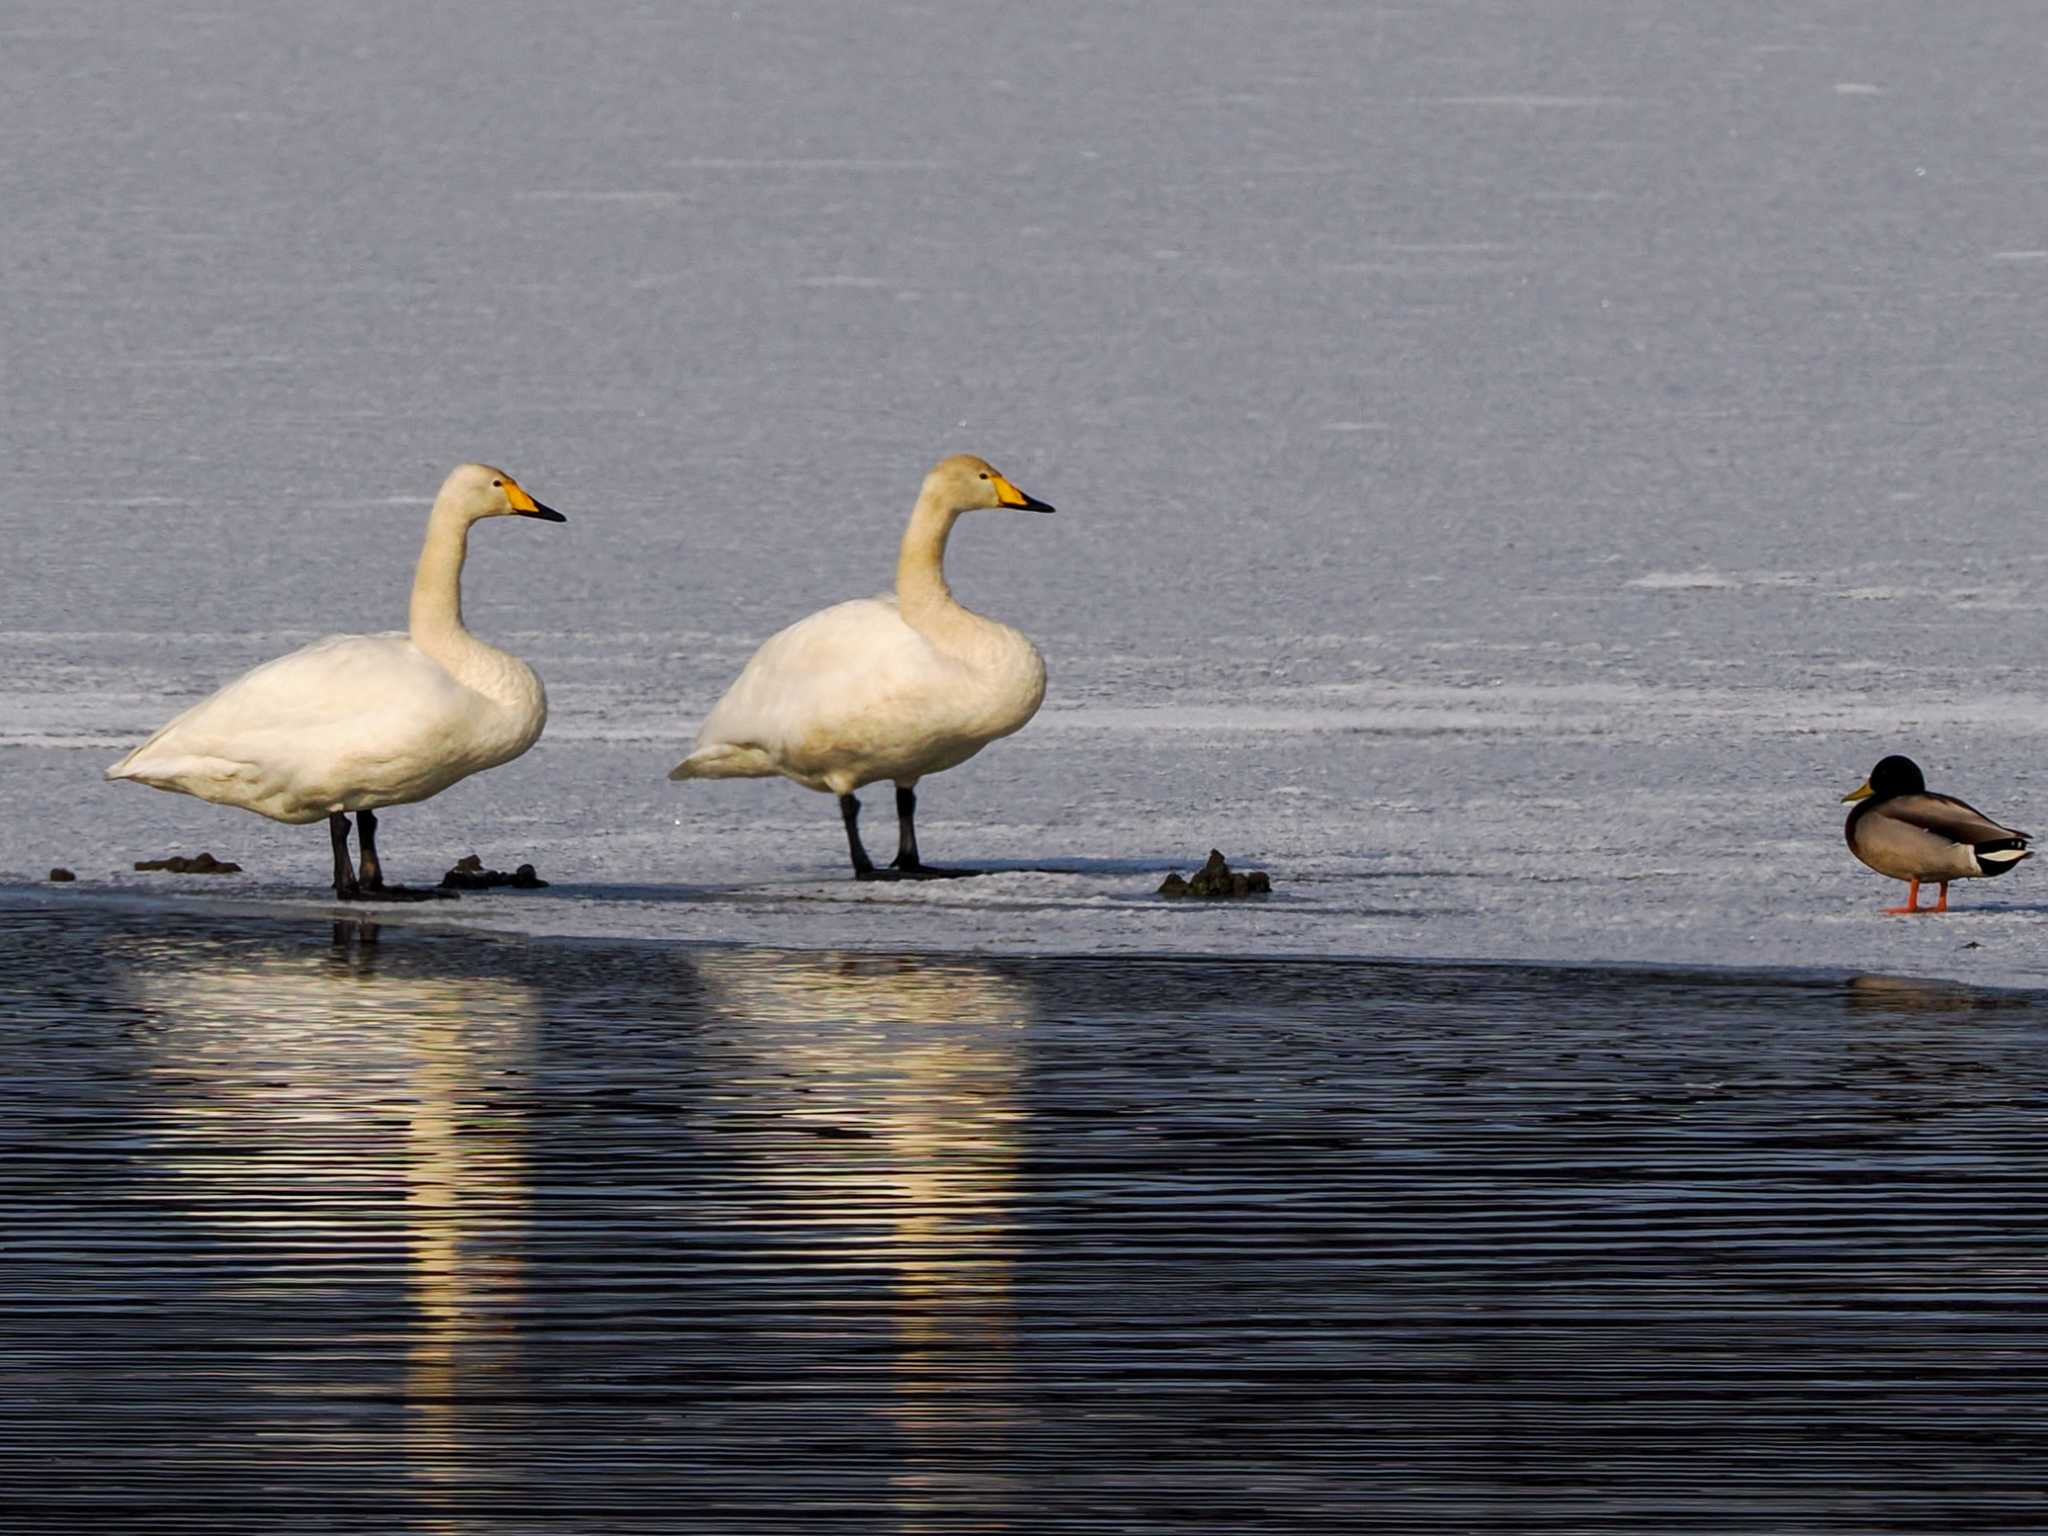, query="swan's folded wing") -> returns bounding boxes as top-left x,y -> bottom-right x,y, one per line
1885,792 -> 2029,846
694,598 -> 941,753
114,633 -> 465,773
